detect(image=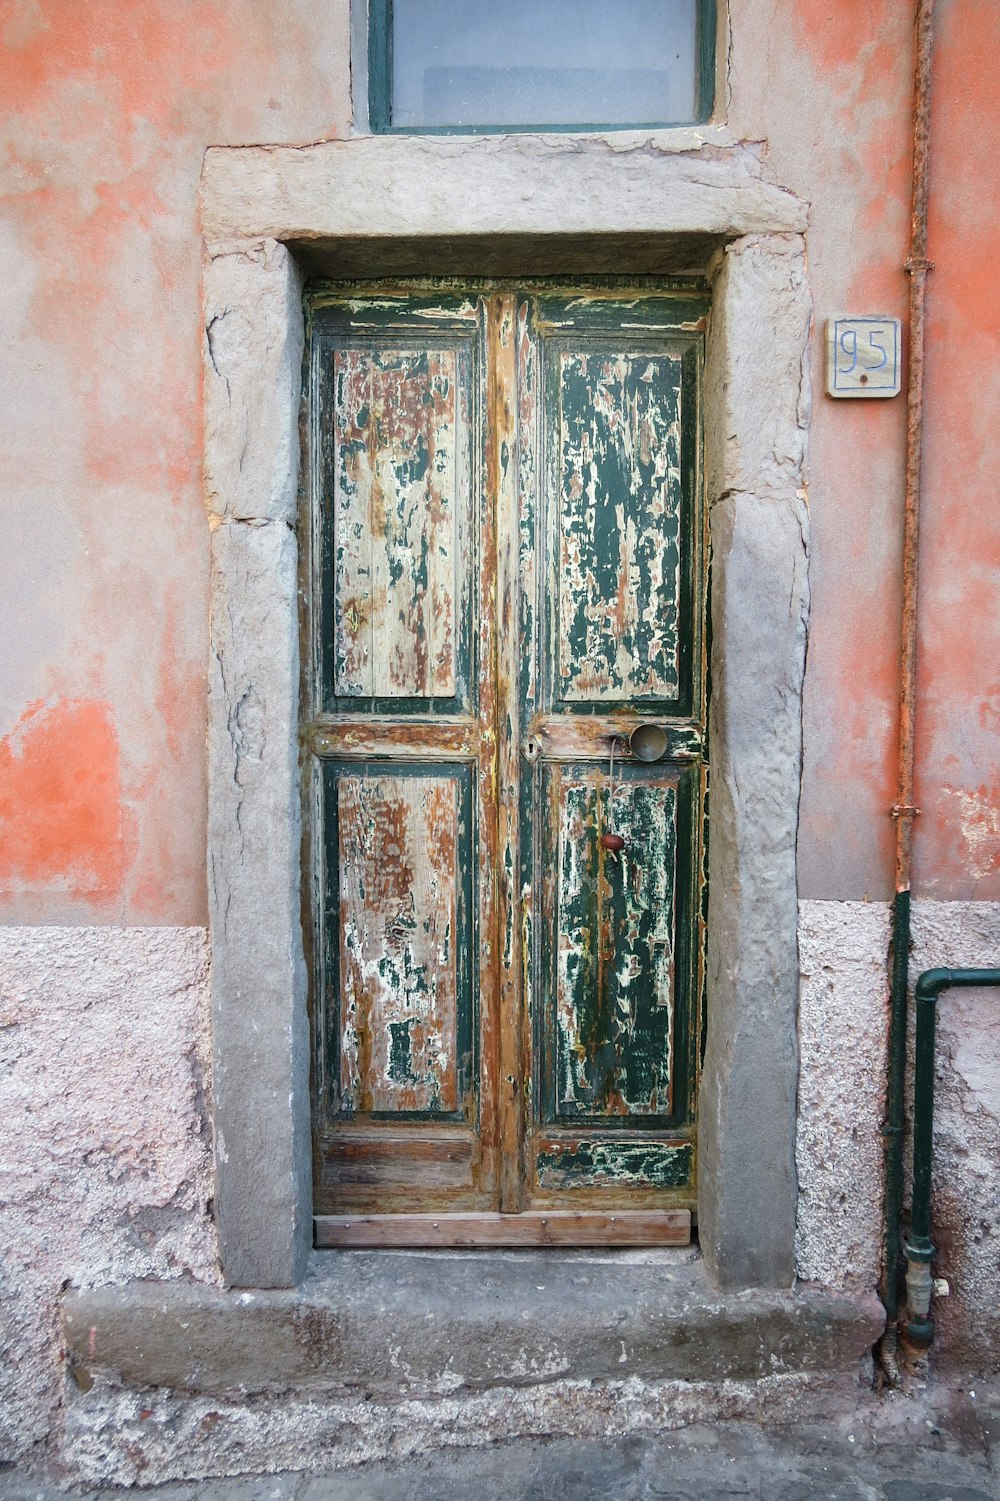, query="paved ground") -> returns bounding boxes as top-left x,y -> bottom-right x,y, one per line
3,1381 -> 999,1500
